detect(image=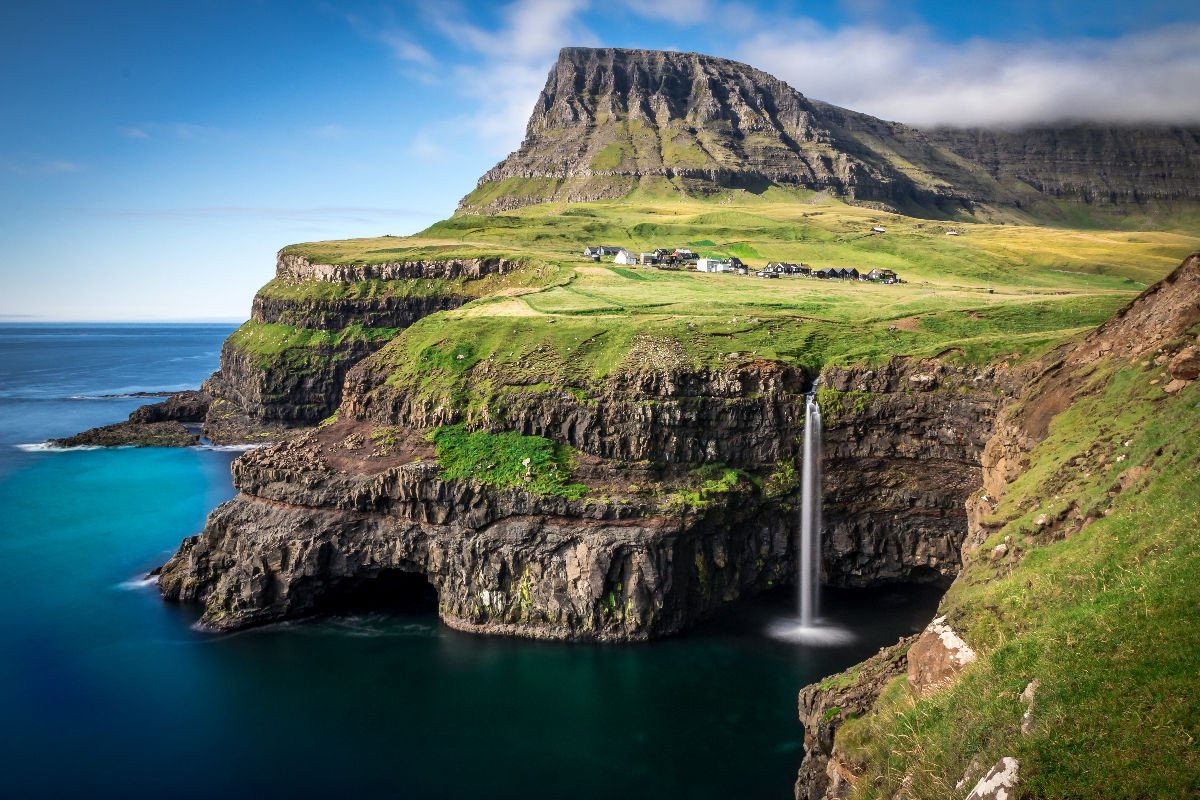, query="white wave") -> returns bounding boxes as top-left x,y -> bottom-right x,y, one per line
765,618 -> 856,646
67,393 -> 174,400
14,442 -> 105,452
114,574 -> 159,591
193,443 -> 270,452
